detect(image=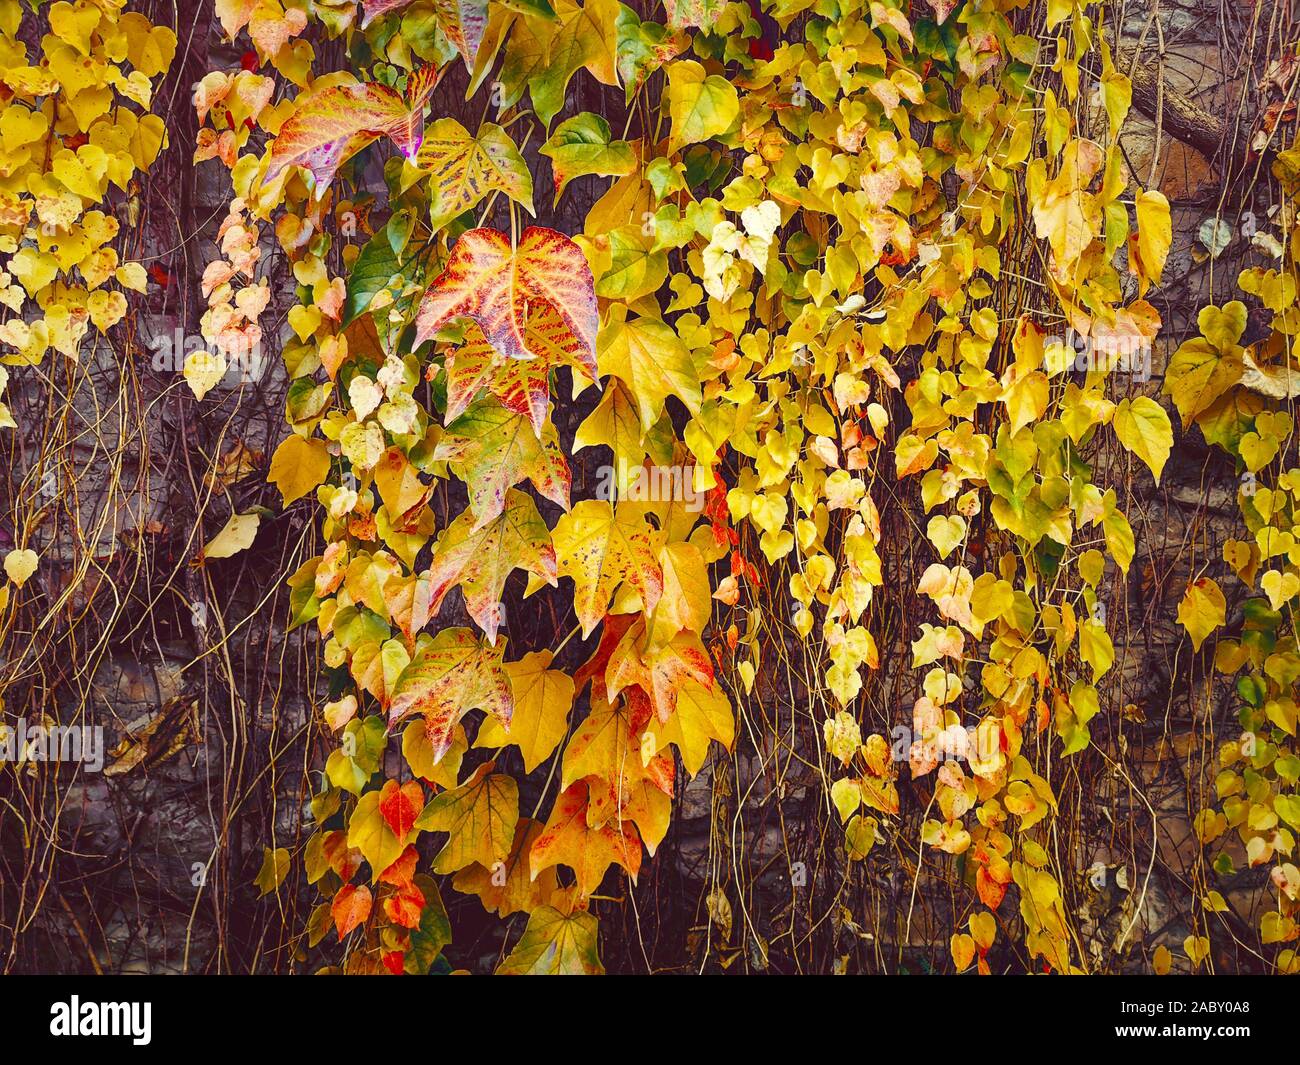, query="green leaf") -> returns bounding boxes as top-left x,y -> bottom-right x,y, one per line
540,112 -> 636,199
496,905 -> 604,974
344,232 -> 404,324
